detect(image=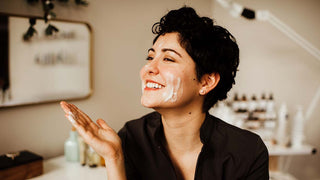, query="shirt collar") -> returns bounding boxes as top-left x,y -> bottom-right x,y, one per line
200,112 -> 215,145
153,112 -> 215,147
